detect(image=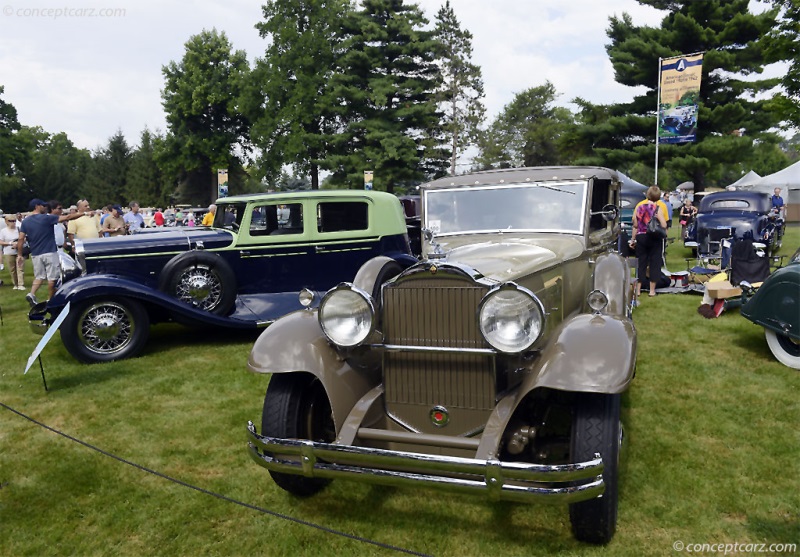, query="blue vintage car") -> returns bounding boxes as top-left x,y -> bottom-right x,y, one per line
30,190 -> 416,363
685,190 -> 784,262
